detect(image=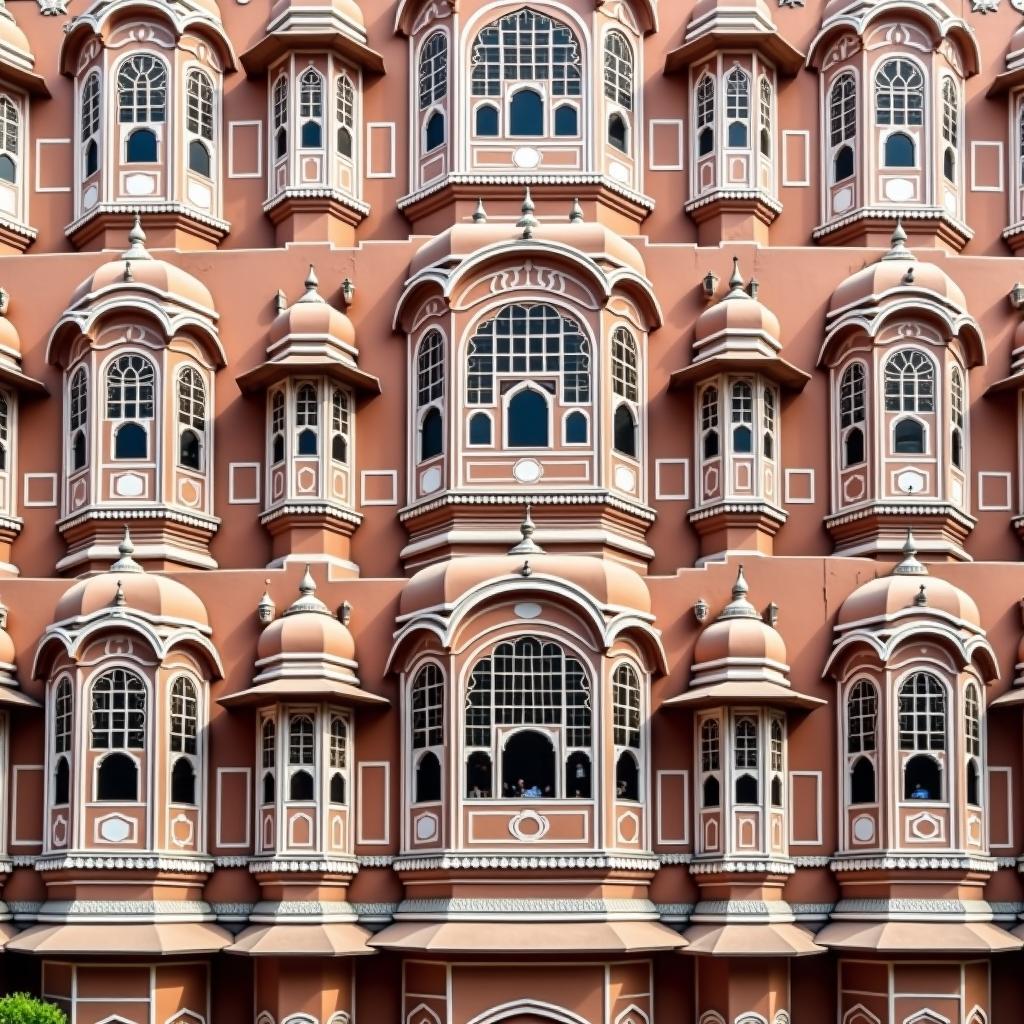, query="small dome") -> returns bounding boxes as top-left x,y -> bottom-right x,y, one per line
695,258 -> 781,347
268,267 -> 356,351
693,566 -> 787,666
53,531 -> 210,629
0,602 -> 15,672
835,533 -> 981,630
257,568 -> 356,666
270,0 -> 365,29
0,1 -> 34,66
